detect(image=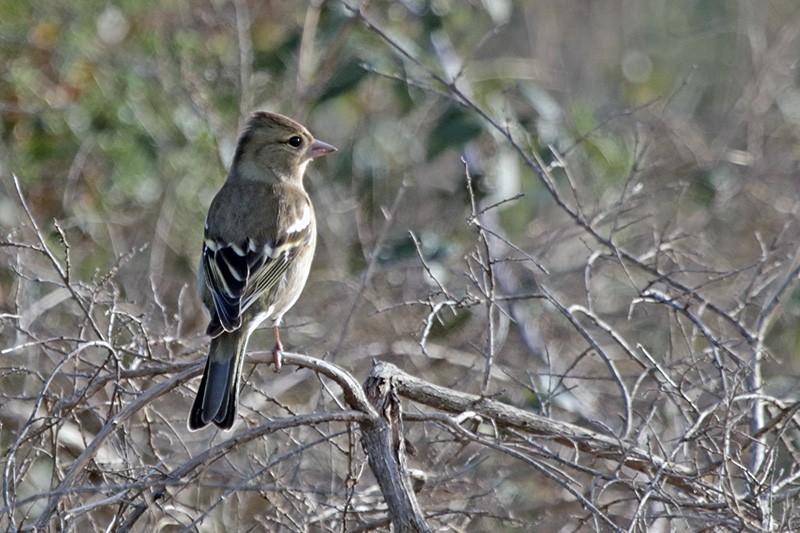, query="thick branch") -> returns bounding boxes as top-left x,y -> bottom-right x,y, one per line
369,360 -> 699,495
362,371 -> 430,533
272,352 -> 430,532
275,352 -> 378,415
